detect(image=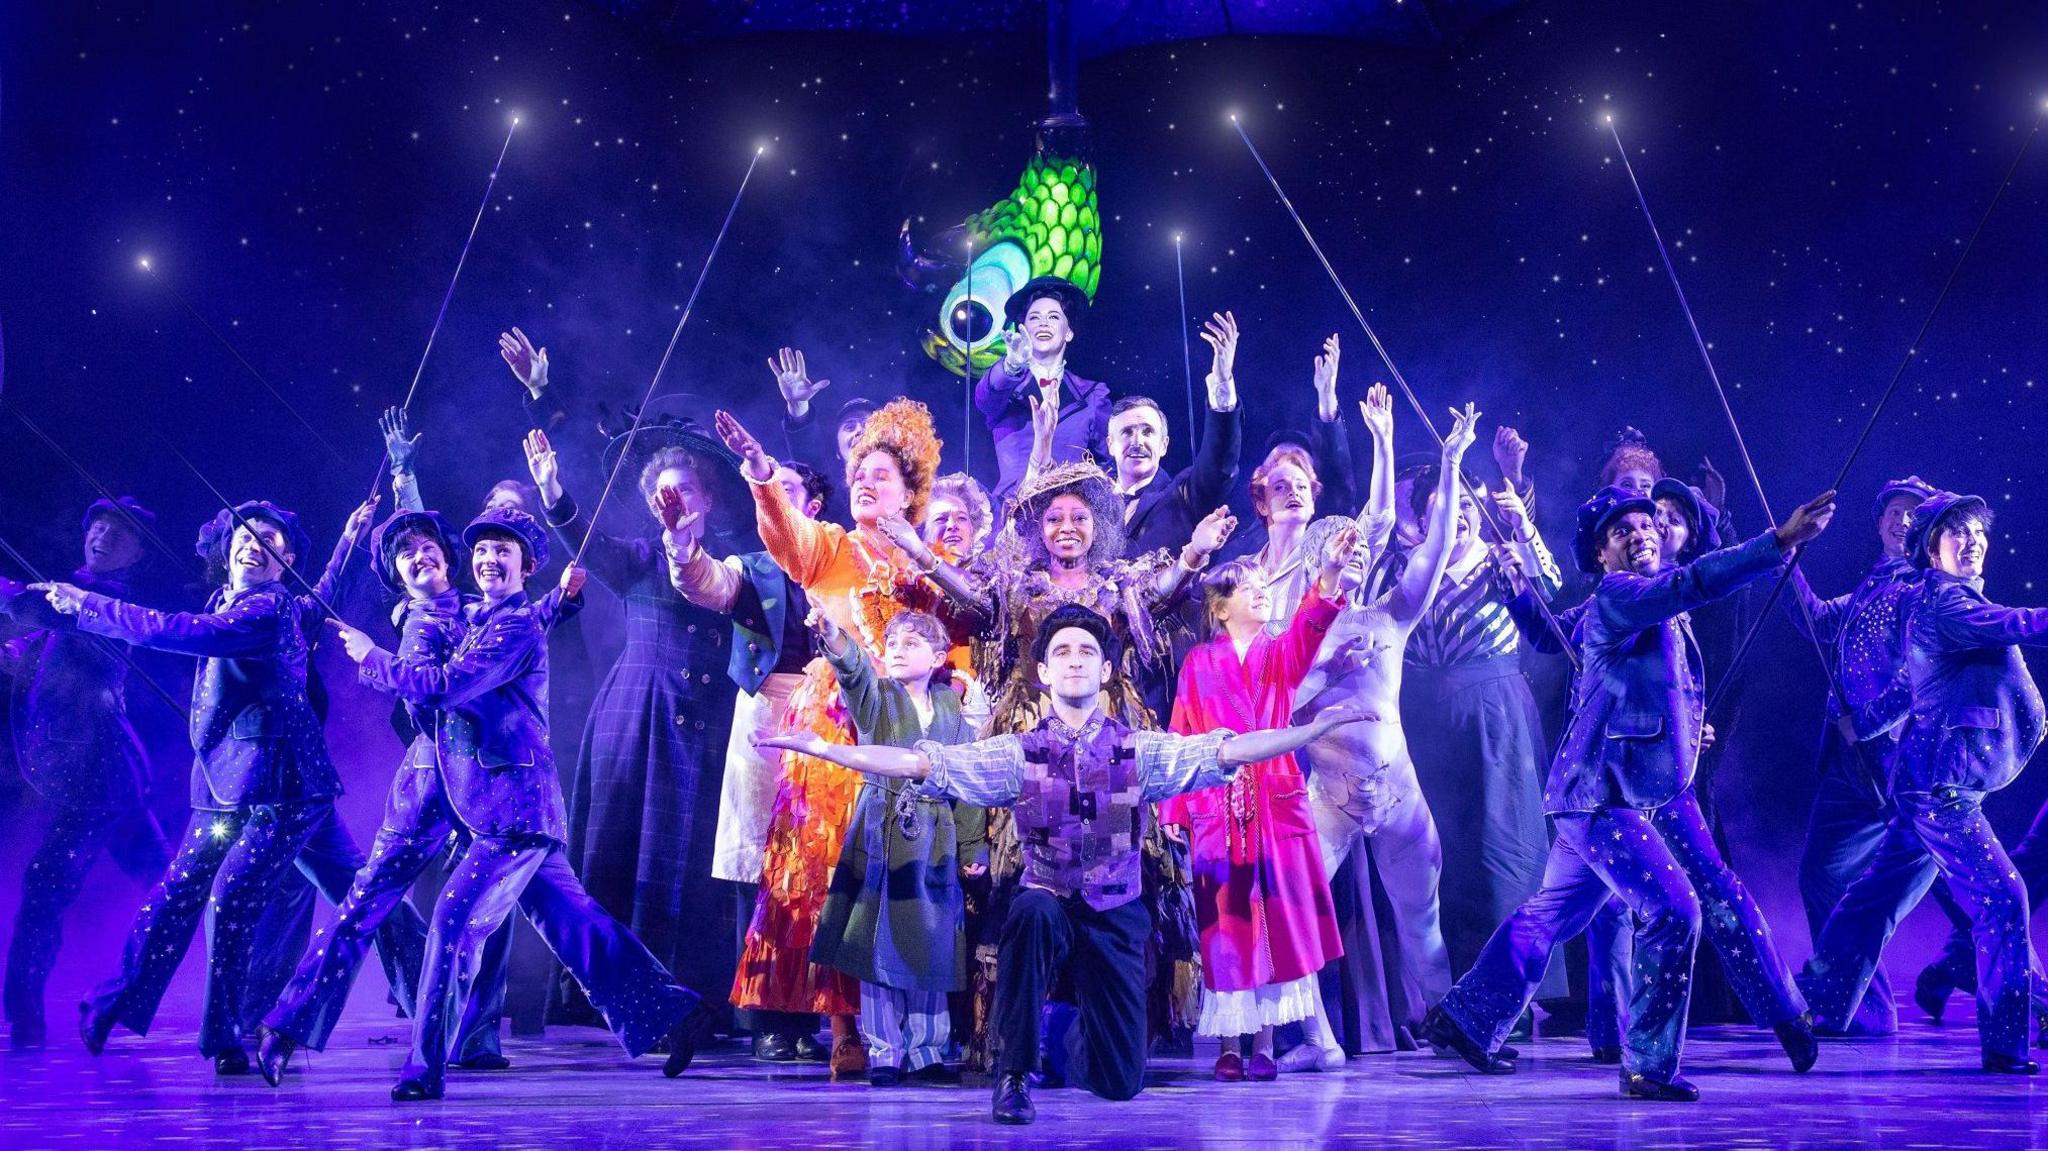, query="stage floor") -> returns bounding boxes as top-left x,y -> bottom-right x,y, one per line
4,1016 -> 2043,1149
